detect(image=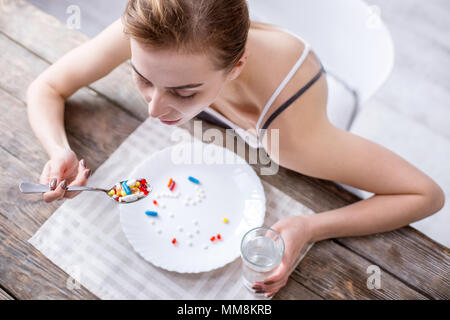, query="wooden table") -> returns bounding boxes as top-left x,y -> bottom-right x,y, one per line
1,1 -> 449,300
